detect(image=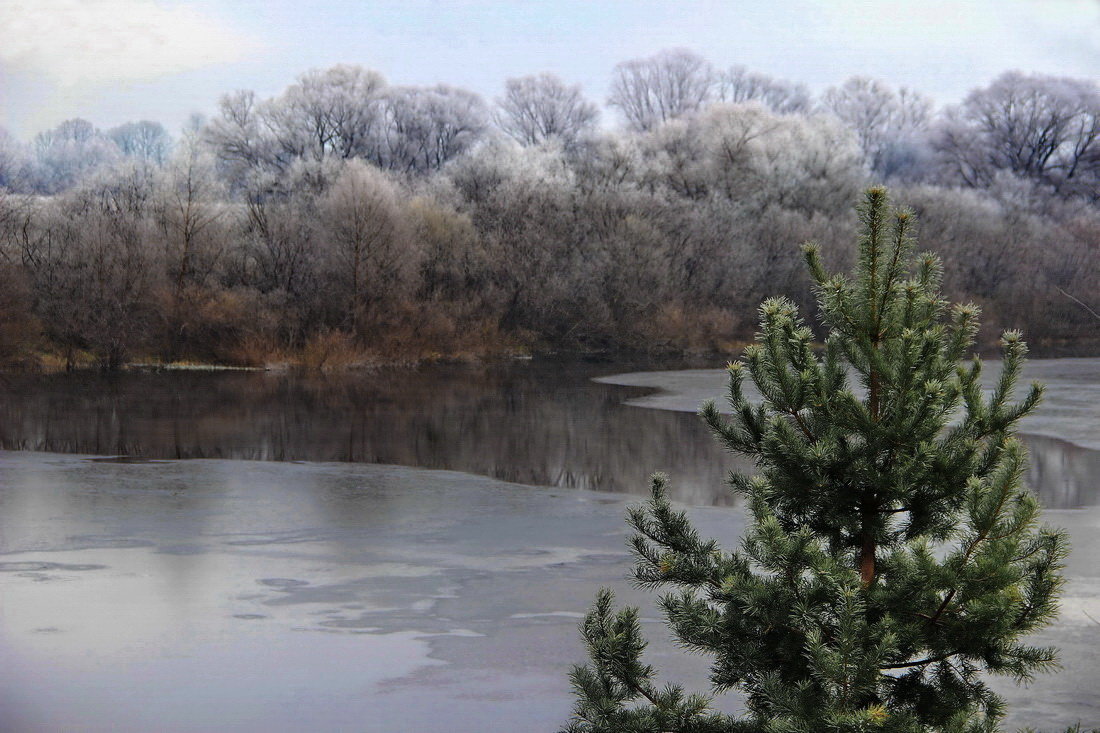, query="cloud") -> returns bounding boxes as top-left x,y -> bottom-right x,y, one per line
0,0 -> 262,86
